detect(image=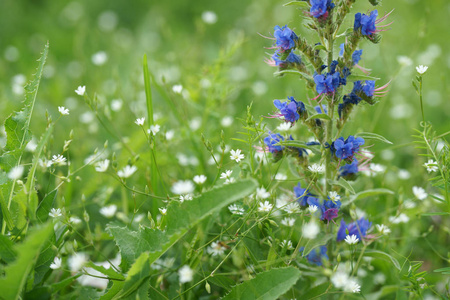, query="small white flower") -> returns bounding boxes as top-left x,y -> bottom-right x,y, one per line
416,65 -> 428,75
283,203 -> 300,214
172,84 -> 183,94
308,163 -> 325,174
221,116 -> 233,127
8,165 -> 24,180
275,173 -> 287,180
349,281 -> 361,293
328,191 -> 340,202
193,175 -> 207,185
374,273 -> 386,285
397,55 -> 413,66
398,169 -> 411,180
171,180 -> 195,195
69,216 -> 82,224
100,205 -> 117,218
280,240 -> 293,250
344,234 -> 359,245
68,252 -> 88,272
224,177 -> 236,184
207,241 -> 226,256
75,86 -> 86,96
423,159 -> 438,173
179,194 -> 193,202
58,106 -> 70,115
308,205 -> 318,214
110,99 -> 123,111
148,124 -> 160,135
178,265 -> 194,283
50,257 -> 62,270
331,271 -> 349,289
159,207 -> 167,215
117,165 -> 137,178
135,117 -> 145,126
52,154 -> 67,165
39,159 -> 53,168
256,187 -> 270,199
258,201 -> 273,212
228,204 -> 245,215
95,159 -> 109,172
302,221 -> 320,239
404,199 -> 417,209
26,139 -> 38,152
165,130 -> 175,140
376,224 -> 391,235
49,208 -> 62,218
230,149 -> 245,163
277,122 -> 291,131
281,217 -> 295,227
370,163 -> 386,173
220,170 -> 233,179
201,11 -> 217,24
389,213 -> 410,224
413,186 -> 427,200
91,51 -> 108,66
